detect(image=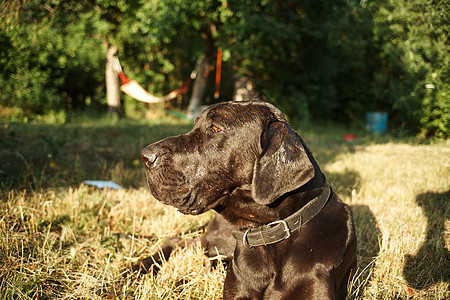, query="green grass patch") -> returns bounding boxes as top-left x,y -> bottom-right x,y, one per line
1,114 -> 448,299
